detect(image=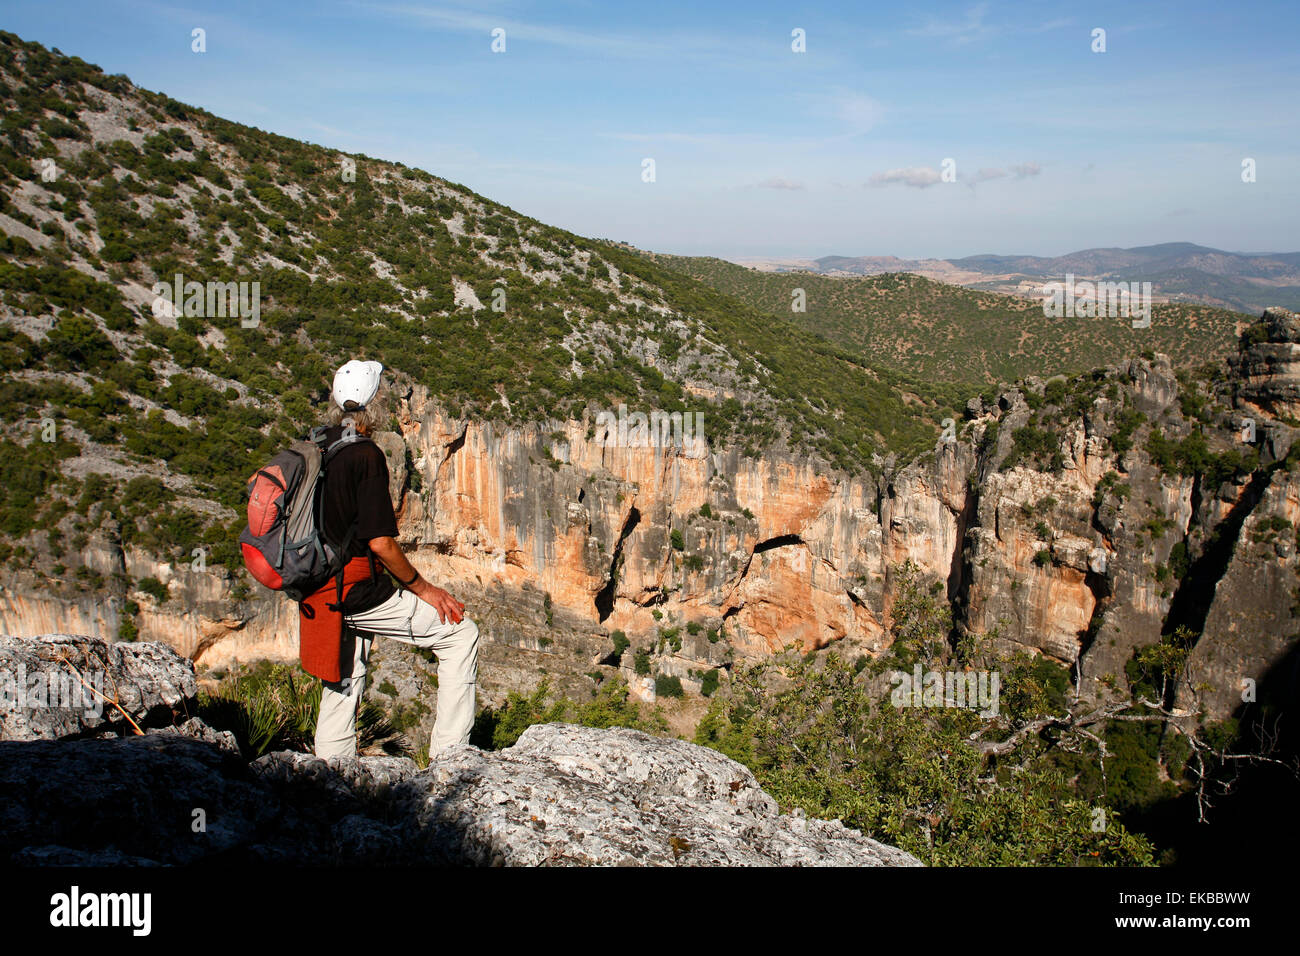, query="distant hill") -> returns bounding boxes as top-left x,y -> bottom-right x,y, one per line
732,243 -> 1300,315
652,254 -> 1248,393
